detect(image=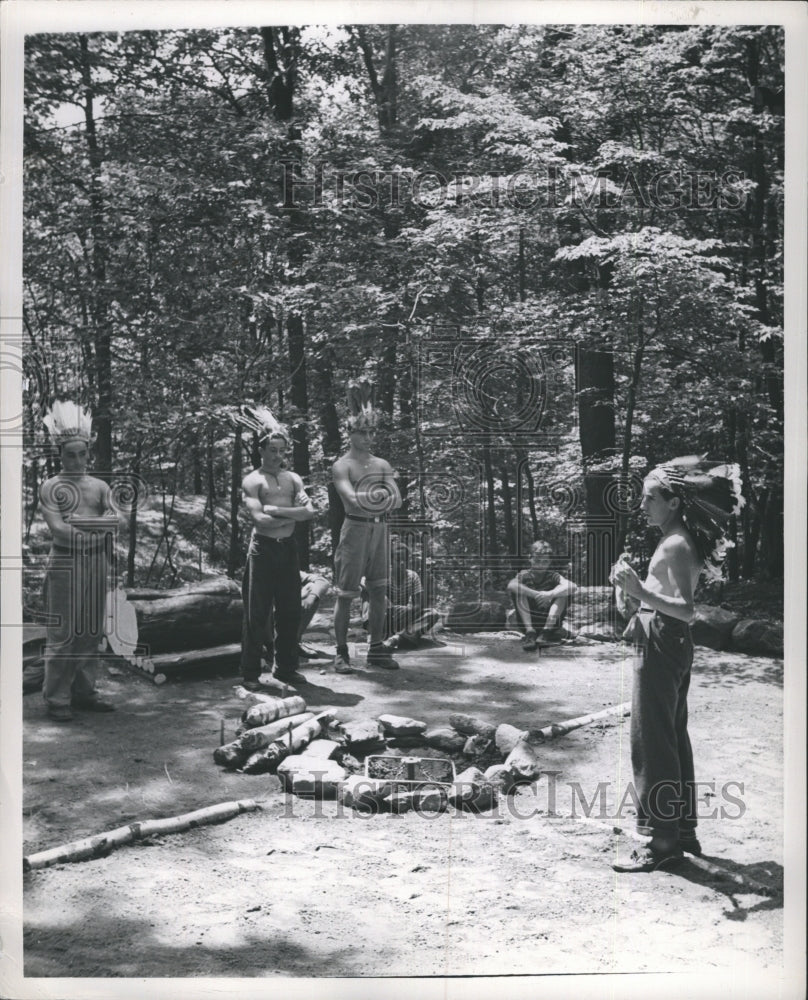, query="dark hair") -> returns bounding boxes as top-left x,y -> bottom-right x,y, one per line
650,477 -> 727,570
